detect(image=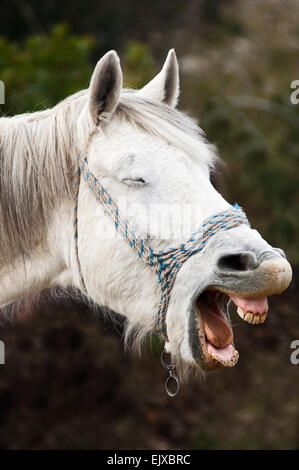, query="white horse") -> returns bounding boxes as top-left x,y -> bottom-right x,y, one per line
0,49 -> 292,379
